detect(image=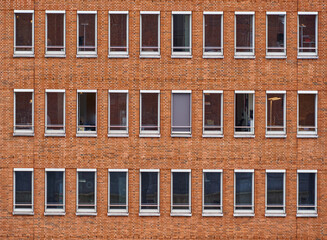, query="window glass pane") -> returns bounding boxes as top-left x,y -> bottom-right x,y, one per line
15,13 -> 33,51
15,92 -> 33,130
141,93 -> 158,131
110,14 -> 127,52
110,172 -> 127,209
78,92 -> 96,132
173,14 -> 190,52
172,93 -> 191,132
141,172 -> 158,209
78,172 -> 95,209
236,15 -> 253,52
299,15 -> 316,52
46,92 -> 64,131
172,172 -> 189,209
235,173 -> 252,209
15,171 -> 32,209
298,173 -> 315,210
78,14 -> 96,51
298,94 -> 316,131
204,93 -> 222,132
235,93 -> 254,133
141,14 -> 158,52
267,15 -> 285,52
46,172 -> 64,209
204,15 -> 222,52
110,93 -> 127,131
204,172 -> 221,210
267,94 -> 284,132
267,173 -> 284,210
47,14 -> 64,51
